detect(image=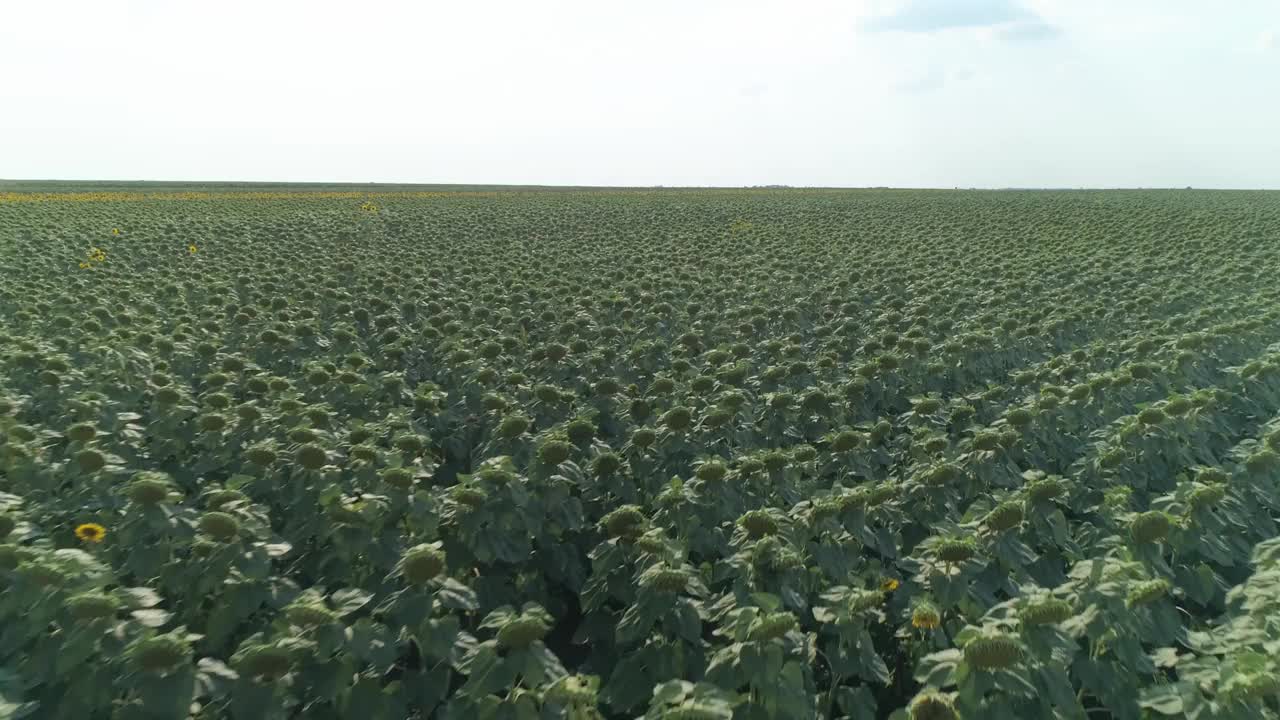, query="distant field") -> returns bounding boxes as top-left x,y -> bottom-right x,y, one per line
2,187 -> 1280,719
0,179 -> 620,191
